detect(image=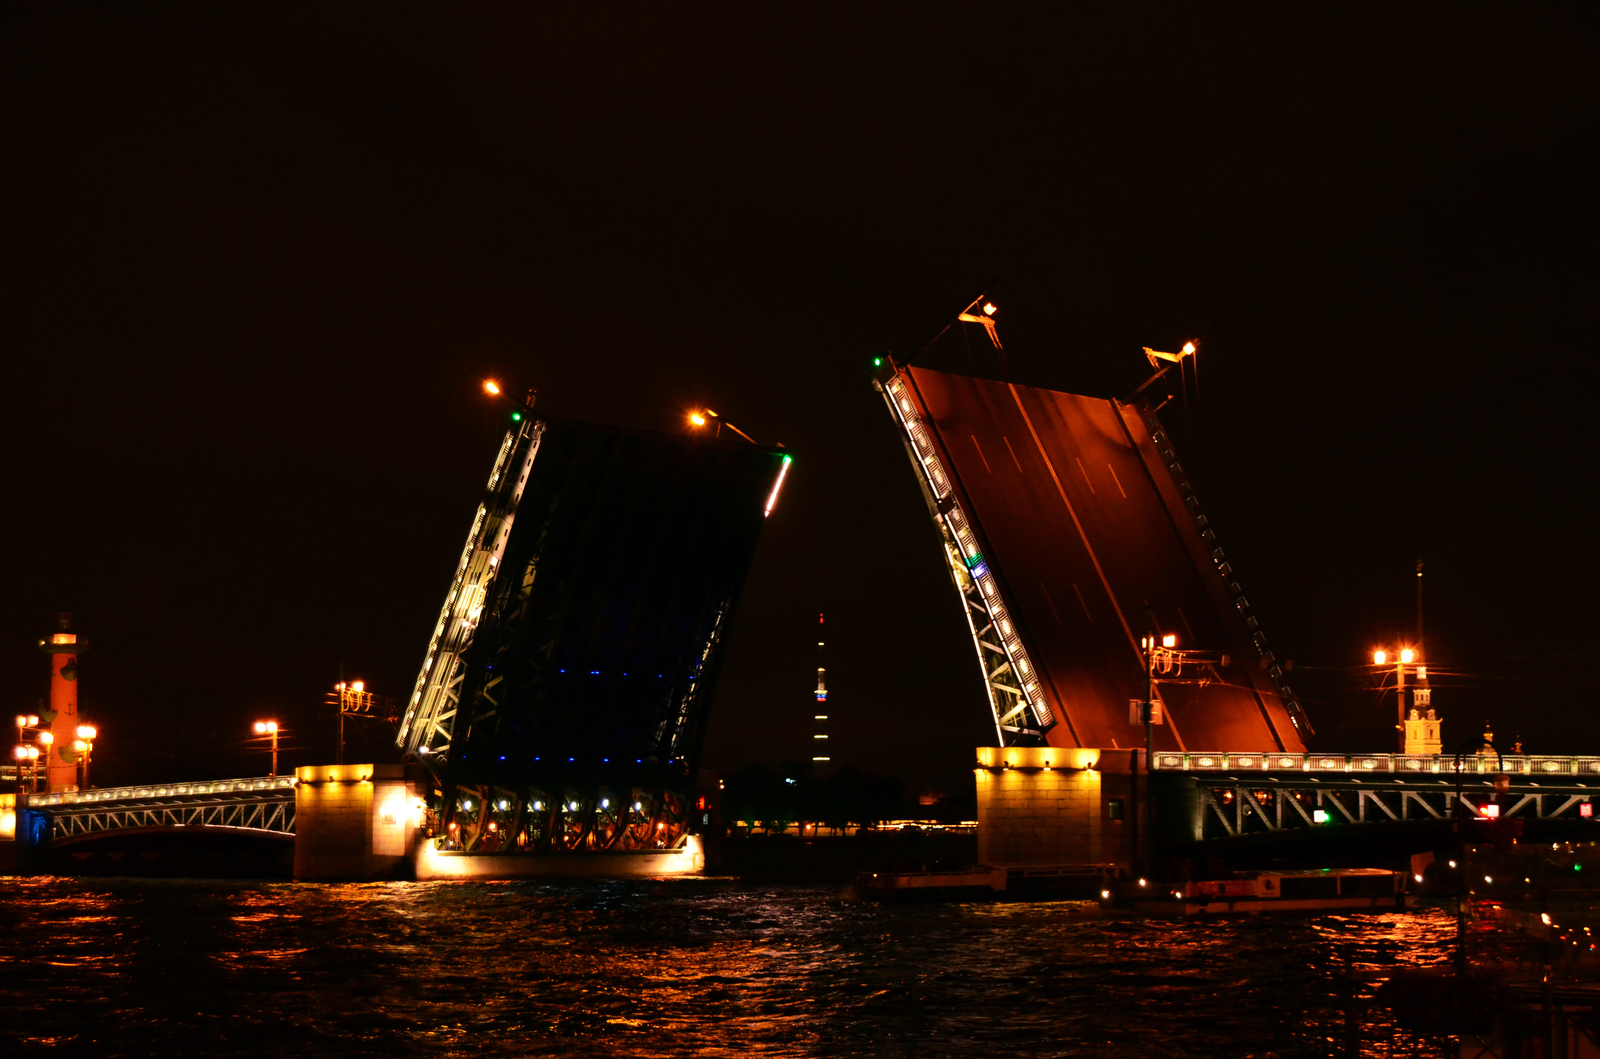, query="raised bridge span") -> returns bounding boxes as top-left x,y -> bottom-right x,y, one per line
872,359 -> 1308,754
